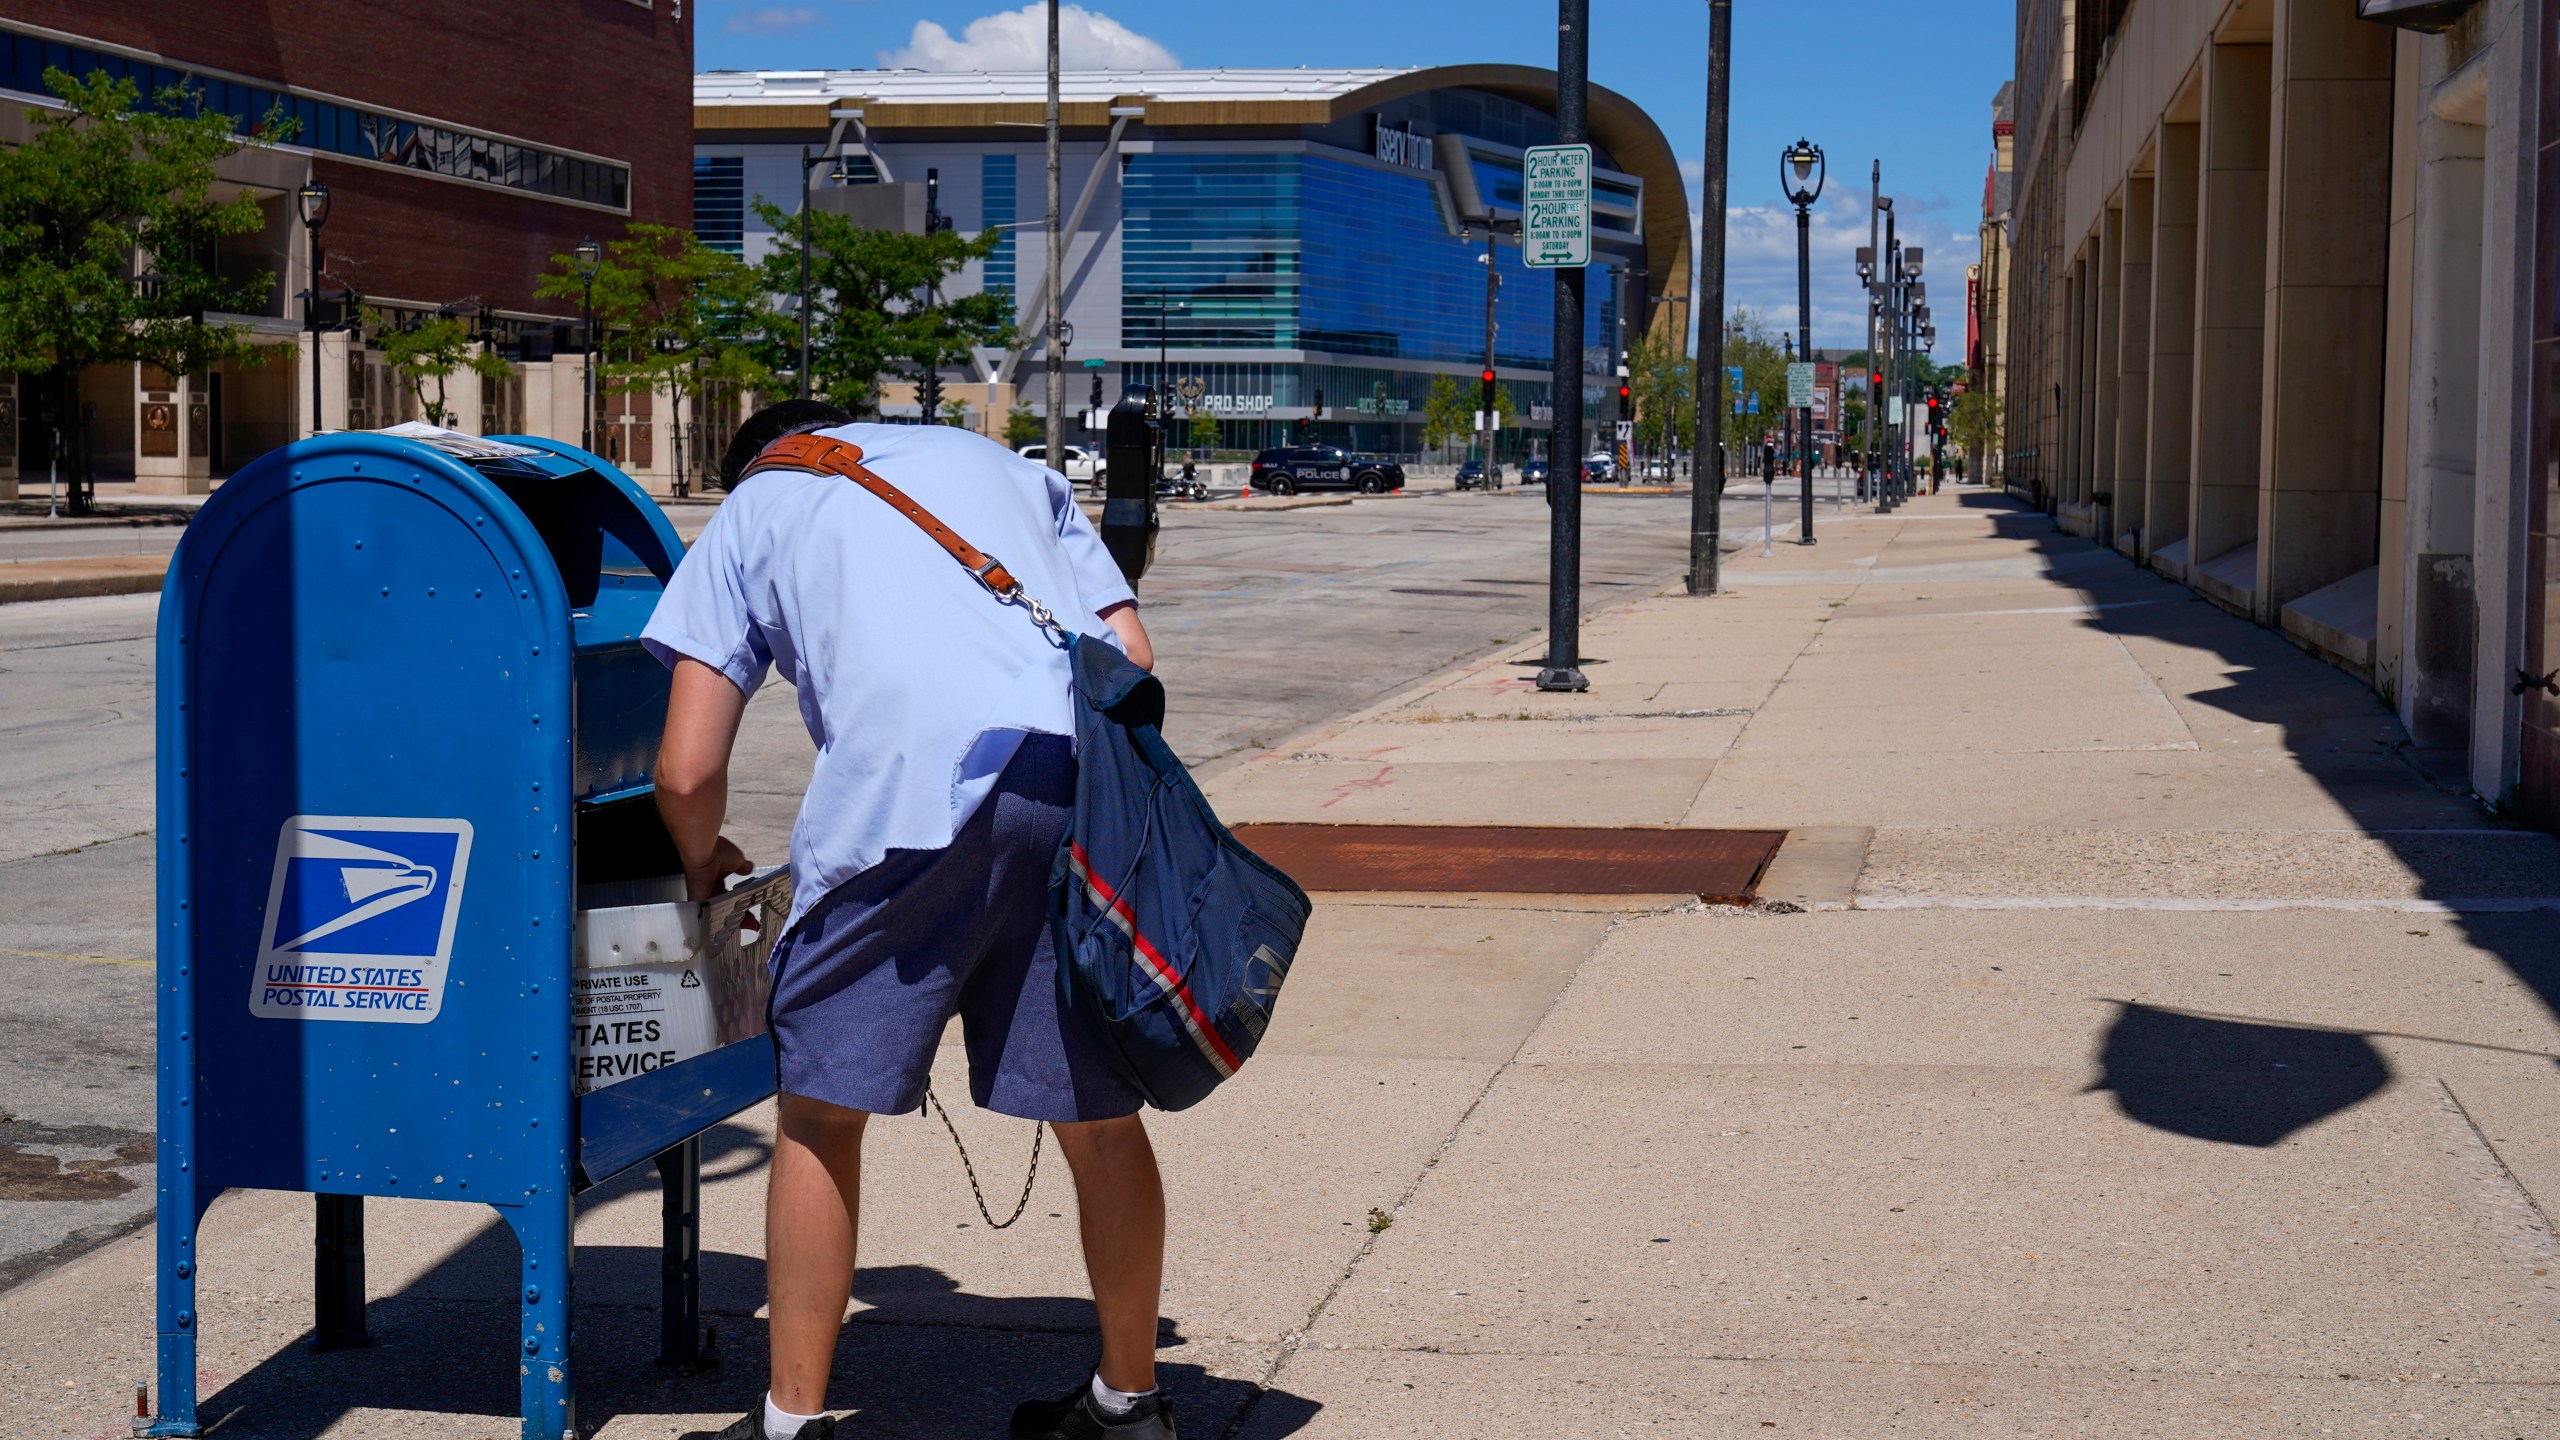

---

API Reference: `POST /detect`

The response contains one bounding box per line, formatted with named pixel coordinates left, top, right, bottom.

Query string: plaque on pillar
left=142, top=402, right=179, bottom=457
left=188, top=402, right=209, bottom=458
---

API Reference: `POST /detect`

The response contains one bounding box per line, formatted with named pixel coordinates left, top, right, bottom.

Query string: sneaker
left=1010, top=1379, right=1177, bottom=1440
left=679, top=1407, right=835, bottom=1440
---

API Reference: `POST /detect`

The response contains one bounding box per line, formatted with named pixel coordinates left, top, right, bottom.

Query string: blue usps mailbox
left=149, top=429, right=783, bottom=1439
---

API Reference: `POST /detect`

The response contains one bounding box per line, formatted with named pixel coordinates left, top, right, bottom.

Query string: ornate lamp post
left=573, top=236, right=601, bottom=453
left=296, top=180, right=331, bottom=438
left=1780, top=139, right=1824, bottom=541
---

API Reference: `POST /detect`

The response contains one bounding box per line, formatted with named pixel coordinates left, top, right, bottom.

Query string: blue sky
left=696, top=0, right=2016, bottom=362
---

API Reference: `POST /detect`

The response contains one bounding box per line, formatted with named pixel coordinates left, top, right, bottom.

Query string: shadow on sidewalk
left=1940, top=494, right=2560, bottom=1146
left=184, top=1122, right=1317, bottom=1438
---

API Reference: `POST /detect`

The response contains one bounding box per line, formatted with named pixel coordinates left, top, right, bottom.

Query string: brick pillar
left=2147, top=121, right=2202, bottom=570
left=2189, top=40, right=2272, bottom=580
left=2116, top=175, right=2155, bottom=555
left=2253, top=0, right=2396, bottom=620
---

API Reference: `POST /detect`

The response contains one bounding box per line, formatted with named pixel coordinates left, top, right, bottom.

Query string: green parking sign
left=1522, top=144, right=1592, bottom=269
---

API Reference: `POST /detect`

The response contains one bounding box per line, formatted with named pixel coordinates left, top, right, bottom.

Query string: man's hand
left=658, top=658, right=753, bottom=901
left=686, top=835, right=754, bottom=901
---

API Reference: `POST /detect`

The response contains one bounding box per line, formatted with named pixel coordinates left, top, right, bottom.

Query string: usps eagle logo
left=249, top=816, right=473, bottom=1023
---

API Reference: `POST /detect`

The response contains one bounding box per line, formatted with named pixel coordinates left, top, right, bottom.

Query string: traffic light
left=1480, top=367, right=1496, bottom=429
left=918, top=366, right=943, bottom=423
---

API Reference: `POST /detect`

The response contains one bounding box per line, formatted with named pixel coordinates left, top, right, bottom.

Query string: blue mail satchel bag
left=738, top=435, right=1314, bottom=1110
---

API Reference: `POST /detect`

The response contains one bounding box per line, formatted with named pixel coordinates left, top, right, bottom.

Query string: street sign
left=1082, top=357, right=1105, bottom=368
left=1521, top=144, right=1592, bottom=269
left=1614, top=420, right=1634, bottom=442
left=1888, top=396, right=1905, bottom=424
left=1786, top=362, right=1816, bottom=408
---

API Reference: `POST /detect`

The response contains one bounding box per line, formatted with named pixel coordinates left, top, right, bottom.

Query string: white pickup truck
left=1017, top=443, right=1105, bottom=486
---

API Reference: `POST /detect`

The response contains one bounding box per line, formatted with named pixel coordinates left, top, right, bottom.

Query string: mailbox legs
left=501, top=1195, right=577, bottom=1440
left=144, top=1189, right=211, bottom=1436
left=655, top=1137, right=714, bottom=1372
left=312, top=1193, right=371, bottom=1349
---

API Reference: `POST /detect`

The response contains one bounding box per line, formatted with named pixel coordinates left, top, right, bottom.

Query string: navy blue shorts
left=767, top=734, right=1142, bottom=1123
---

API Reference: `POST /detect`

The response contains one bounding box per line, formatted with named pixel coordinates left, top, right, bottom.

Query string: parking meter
left=147, top=428, right=787, bottom=1439
left=1101, top=383, right=1159, bottom=582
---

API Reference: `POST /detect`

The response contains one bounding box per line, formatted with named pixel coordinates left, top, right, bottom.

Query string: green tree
left=0, top=68, right=287, bottom=511
left=361, top=307, right=512, bottom=428
left=1950, top=389, right=2001, bottom=468
left=1628, top=331, right=1693, bottom=463
left=751, top=200, right=1014, bottom=416
left=1717, top=308, right=1790, bottom=456
left=941, top=396, right=973, bottom=430
left=540, top=223, right=773, bottom=488
left=1187, top=406, right=1219, bottom=451
left=1004, top=404, right=1043, bottom=449
left=1418, top=373, right=1468, bottom=454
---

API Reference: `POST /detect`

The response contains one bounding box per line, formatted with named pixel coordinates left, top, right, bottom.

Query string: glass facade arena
left=695, top=156, right=745, bottom=254
left=696, top=77, right=1662, bottom=456
left=1120, top=151, right=1617, bottom=371
left=981, top=153, right=1017, bottom=299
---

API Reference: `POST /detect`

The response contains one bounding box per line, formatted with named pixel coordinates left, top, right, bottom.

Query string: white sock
left=764, top=1392, right=823, bottom=1440
left=1089, top=1372, right=1156, bottom=1417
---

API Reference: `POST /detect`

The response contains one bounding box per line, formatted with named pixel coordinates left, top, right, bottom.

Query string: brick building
left=0, top=2, right=695, bottom=496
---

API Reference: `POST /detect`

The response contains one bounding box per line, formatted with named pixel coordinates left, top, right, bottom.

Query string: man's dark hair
left=716, top=399, right=854, bottom=490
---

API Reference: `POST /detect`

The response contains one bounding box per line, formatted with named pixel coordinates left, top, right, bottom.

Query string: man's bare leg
left=767, top=1093, right=872, bottom=1414
left=1050, top=1114, right=1167, bottom=1392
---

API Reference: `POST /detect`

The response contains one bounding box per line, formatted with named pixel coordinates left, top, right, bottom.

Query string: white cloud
left=1687, top=186, right=1979, bottom=362
left=880, top=4, right=1176, bottom=71
left=725, top=6, right=819, bottom=34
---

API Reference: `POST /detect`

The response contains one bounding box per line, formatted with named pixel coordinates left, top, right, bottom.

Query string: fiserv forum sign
left=1522, top=143, right=1592, bottom=269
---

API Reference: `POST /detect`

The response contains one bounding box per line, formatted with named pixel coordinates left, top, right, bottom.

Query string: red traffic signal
left=1617, top=383, right=1631, bottom=401
left=1926, top=395, right=1940, bottom=410
left=1481, top=368, right=1496, bottom=384
left=1871, top=371, right=1883, bottom=385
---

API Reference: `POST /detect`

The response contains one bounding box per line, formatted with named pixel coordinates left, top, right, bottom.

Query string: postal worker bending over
left=646, top=402, right=1174, bottom=1440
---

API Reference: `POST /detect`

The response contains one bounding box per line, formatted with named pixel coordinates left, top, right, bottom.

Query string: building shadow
left=2086, top=1002, right=2391, bottom=1146
left=181, top=1121, right=1317, bottom=1439
left=1942, top=494, right=2560, bottom=1141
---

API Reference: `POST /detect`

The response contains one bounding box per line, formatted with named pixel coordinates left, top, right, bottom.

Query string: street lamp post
left=1688, top=0, right=1732, bottom=595
left=1781, top=139, right=1823, bottom=544
left=573, top=236, right=601, bottom=454
left=295, top=180, right=331, bottom=439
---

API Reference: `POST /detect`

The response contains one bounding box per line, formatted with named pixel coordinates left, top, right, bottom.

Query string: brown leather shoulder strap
left=736, top=433, right=1019, bottom=596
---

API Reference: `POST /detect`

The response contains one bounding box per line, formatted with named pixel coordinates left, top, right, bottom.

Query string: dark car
left=1454, top=458, right=1504, bottom=491
left=1519, top=458, right=1552, bottom=486
left=1249, top=445, right=1404, bottom=495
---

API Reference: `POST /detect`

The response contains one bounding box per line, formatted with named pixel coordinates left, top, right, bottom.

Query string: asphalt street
left=0, top=480, right=1850, bottom=1291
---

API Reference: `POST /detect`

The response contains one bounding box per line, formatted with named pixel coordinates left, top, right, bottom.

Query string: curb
left=0, top=563, right=167, bottom=605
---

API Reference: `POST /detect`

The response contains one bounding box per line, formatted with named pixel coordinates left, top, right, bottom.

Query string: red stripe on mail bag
left=1068, top=843, right=1241, bottom=1078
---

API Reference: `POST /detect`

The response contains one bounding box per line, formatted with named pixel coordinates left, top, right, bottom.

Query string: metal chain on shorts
left=923, top=1085, right=1043, bottom=1230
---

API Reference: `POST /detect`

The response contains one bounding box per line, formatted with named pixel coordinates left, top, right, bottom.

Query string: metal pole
left=1794, top=197, right=1815, bottom=543
left=1687, top=0, right=1730, bottom=594
left=307, top=219, right=323, bottom=438
left=1540, top=0, right=1591, bottom=693
left=1863, top=163, right=1878, bottom=505
left=581, top=275, right=596, bottom=454
left=1043, top=0, right=1063, bottom=467
left=1881, top=214, right=1898, bottom=508
left=1484, top=225, right=1500, bottom=469
left=799, top=144, right=813, bottom=400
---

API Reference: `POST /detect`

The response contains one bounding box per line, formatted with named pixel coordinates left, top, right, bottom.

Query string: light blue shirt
left=641, top=423, right=1136, bottom=933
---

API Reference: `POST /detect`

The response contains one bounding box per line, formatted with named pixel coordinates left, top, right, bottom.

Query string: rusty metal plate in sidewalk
left=1231, top=824, right=1788, bottom=903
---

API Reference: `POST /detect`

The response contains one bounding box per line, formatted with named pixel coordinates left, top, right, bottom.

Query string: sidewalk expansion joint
left=1230, top=908, right=1650, bottom=1438
left=1853, top=894, right=2560, bottom=913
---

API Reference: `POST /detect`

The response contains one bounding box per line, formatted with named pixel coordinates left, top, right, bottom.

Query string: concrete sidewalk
left=10, top=487, right=2560, bottom=1437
